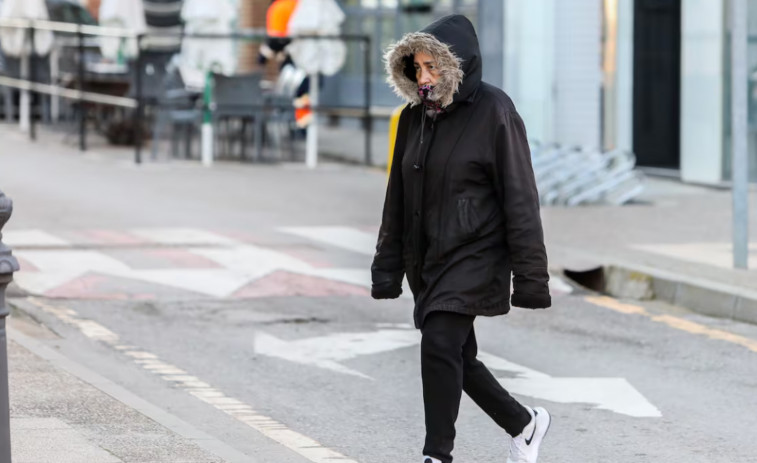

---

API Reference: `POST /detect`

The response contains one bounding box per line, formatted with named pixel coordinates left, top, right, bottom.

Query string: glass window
left=380, top=16, right=397, bottom=51
left=341, top=15, right=363, bottom=76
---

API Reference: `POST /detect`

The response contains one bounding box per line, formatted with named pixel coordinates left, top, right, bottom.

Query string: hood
left=384, top=14, right=482, bottom=108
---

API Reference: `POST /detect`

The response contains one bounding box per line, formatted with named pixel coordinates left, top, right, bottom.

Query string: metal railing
left=0, top=18, right=137, bottom=148
left=0, top=19, right=374, bottom=165
left=530, top=143, right=646, bottom=206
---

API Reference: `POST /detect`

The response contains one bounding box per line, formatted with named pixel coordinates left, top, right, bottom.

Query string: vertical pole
left=0, top=189, right=19, bottom=463
left=305, top=72, right=319, bottom=169
left=363, top=36, right=372, bottom=166
left=134, top=35, right=143, bottom=165
left=201, top=69, right=214, bottom=167
left=731, top=0, right=749, bottom=269
left=28, top=26, right=36, bottom=142
left=77, top=26, right=87, bottom=152
left=50, top=46, right=60, bottom=123
left=19, top=28, right=30, bottom=134
left=3, top=87, right=11, bottom=124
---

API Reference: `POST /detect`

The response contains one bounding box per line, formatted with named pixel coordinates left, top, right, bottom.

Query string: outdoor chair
left=211, top=72, right=265, bottom=162
left=150, top=65, right=202, bottom=160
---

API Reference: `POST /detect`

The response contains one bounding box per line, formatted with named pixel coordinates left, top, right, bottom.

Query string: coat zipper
left=412, top=113, right=436, bottom=285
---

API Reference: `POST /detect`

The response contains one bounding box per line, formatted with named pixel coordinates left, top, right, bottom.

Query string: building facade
left=503, top=0, right=757, bottom=186
left=322, top=0, right=504, bottom=107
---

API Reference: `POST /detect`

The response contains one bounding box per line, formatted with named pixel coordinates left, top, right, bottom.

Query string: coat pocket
left=456, top=197, right=482, bottom=239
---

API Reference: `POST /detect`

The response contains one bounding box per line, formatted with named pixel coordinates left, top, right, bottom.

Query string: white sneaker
left=423, top=457, right=442, bottom=463
left=506, top=406, right=551, bottom=463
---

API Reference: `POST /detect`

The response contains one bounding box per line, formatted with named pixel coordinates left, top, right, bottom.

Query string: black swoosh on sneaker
left=524, top=409, right=538, bottom=445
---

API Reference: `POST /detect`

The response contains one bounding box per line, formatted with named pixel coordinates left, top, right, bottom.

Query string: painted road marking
left=255, top=328, right=660, bottom=418
left=585, top=295, right=757, bottom=353
left=499, top=377, right=660, bottom=418
left=10, top=227, right=570, bottom=300
left=3, top=229, right=71, bottom=247
left=255, top=329, right=421, bottom=379
left=26, top=298, right=361, bottom=463
left=130, top=228, right=239, bottom=247
left=280, top=226, right=377, bottom=256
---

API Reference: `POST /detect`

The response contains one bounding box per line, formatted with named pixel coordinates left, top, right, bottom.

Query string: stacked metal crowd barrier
left=530, top=143, right=646, bottom=206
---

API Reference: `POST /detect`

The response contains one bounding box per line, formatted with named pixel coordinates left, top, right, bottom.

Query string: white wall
left=553, top=0, right=603, bottom=149
left=680, top=0, right=725, bottom=184
left=504, top=0, right=603, bottom=149
left=504, top=0, right=555, bottom=144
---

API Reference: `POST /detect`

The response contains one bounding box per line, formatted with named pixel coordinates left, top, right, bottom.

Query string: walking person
left=371, top=14, right=552, bottom=463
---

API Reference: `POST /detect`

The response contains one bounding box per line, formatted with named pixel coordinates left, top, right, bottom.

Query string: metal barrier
left=0, top=19, right=374, bottom=165
left=530, top=143, right=646, bottom=206
left=0, top=189, right=18, bottom=463
left=0, top=18, right=137, bottom=150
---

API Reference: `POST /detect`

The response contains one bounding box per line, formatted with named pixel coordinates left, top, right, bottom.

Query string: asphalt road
left=3, top=128, right=757, bottom=462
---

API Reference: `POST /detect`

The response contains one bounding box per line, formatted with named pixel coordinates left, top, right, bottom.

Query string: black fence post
left=363, top=35, right=372, bottom=167
left=28, top=26, right=36, bottom=142
left=77, top=25, right=86, bottom=152
left=134, top=35, right=143, bottom=165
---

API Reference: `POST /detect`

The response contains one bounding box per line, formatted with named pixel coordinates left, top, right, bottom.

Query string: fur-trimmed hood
left=384, top=15, right=482, bottom=108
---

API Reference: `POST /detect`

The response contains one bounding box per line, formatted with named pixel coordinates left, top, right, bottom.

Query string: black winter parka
left=371, top=14, right=551, bottom=328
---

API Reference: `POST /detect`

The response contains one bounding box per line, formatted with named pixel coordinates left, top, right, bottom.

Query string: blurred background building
left=327, top=0, right=757, bottom=187
left=504, top=0, right=757, bottom=186
left=2, top=0, right=755, bottom=186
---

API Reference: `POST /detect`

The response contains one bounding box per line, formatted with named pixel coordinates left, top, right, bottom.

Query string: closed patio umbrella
left=0, top=0, right=54, bottom=57
left=287, top=0, right=346, bottom=169
left=98, top=0, right=146, bottom=60
left=179, top=0, right=236, bottom=89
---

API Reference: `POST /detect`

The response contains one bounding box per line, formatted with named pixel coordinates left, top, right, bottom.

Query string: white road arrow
left=499, top=377, right=660, bottom=418
left=476, top=352, right=661, bottom=417
left=255, top=329, right=419, bottom=380
left=255, top=327, right=661, bottom=418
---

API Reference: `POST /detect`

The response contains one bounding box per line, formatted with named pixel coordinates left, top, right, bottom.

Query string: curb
left=570, top=263, right=757, bottom=325
left=7, top=321, right=255, bottom=463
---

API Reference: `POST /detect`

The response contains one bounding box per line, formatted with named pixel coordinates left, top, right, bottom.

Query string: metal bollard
left=0, top=189, right=19, bottom=463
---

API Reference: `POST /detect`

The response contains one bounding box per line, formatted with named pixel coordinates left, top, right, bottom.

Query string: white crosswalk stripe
left=9, top=226, right=572, bottom=299
left=280, top=226, right=377, bottom=256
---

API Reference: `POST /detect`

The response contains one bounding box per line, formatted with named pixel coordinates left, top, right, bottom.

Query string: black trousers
left=421, top=311, right=531, bottom=463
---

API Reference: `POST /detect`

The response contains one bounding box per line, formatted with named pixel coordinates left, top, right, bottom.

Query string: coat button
left=414, top=210, right=421, bottom=218
left=413, top=164, right=422, bottom=171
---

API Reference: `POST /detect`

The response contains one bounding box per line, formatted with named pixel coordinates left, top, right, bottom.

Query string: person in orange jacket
left=258, top=0, right=312, bottom=128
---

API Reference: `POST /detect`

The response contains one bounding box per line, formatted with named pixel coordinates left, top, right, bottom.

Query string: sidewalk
left=15, top=116, right=390, bottom=168
left=6, top=311, right=247, bottom=463
left=542, top=178, right=757, bottom=323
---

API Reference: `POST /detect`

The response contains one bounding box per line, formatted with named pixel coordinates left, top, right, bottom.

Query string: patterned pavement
left=5, top=227, right=573, bottom=301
